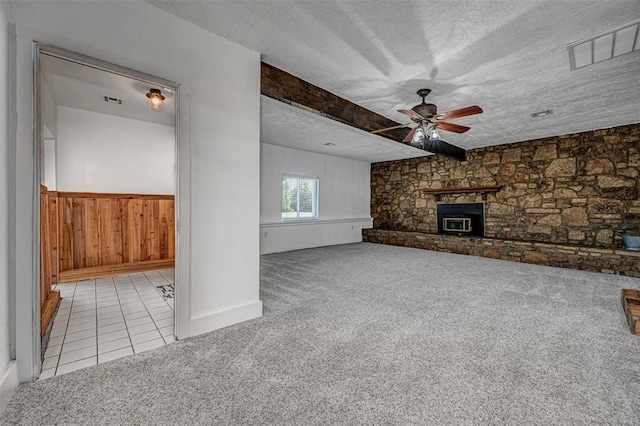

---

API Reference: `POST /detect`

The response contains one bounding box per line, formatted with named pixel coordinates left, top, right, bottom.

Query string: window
left=281, top=175, right=318, bottom=220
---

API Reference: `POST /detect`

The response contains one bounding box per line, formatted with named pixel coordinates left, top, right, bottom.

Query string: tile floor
left=40, top=269, right=175, bottom=379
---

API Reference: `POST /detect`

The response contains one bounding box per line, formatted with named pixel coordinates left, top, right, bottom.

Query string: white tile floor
left=40, top=269, right=175, bottom=379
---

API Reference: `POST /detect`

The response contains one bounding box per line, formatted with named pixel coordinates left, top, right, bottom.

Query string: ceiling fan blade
left=435, top=121, right=471, bottom=134
left=421, top=139, right=467, bottom=161
left=398, top=109, right=425, bottom=121
left=434, top=105, right=483, bottom=121
left=370, top=122, right=412, bottom=134
left=402, top=128, right=417, bottom=143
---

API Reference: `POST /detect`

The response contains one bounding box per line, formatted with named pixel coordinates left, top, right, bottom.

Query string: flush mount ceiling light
left=146, top=88, right=165, bottom=110
left=567, top=19, right=640, bottom=70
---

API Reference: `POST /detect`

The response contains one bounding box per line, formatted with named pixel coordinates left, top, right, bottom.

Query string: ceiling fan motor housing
left=412, top=103, right=438, bottom=119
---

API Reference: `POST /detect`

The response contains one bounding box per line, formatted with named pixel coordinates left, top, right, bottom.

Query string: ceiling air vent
left=531, top=109, right=553, bottom=118
left=567, top=19, right=640, bottom=70
left=103, top=95, right=123, bottom=105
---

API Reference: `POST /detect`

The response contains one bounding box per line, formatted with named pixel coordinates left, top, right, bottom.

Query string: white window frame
left=281, top=174, right=319, bottom=221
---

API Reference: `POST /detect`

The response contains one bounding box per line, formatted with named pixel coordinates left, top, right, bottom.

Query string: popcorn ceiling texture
left=369, top=123, right=640, bottom=249
left=152, top=1, right=640, bottom=150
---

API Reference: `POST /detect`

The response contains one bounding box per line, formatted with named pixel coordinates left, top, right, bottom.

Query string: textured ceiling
left=262, top=96, right=429, bottom=162
left=151, top=0, right=640, bottom=160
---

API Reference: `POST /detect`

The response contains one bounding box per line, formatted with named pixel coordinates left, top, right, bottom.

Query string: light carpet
left=3, top=243, right=640, bottom=425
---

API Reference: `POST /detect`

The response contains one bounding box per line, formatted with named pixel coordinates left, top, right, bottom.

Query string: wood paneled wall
left=41, top=190, right=175, bottom=283
left=58, top=192, right=175, bottom=272
left=40, top=185, right=60, bottom=337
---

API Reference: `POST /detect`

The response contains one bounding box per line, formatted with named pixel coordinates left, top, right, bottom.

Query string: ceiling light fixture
left=567, top=19, right=640, bottom=70
left=531, top=109, right=554, bottom=118
left=411, top=125, right=425, bottom=145
left=411, top=123, right=441, bottom=147
left=427, top=127, right=441, bottom=140
left=146, top=88, right=165, bottom=110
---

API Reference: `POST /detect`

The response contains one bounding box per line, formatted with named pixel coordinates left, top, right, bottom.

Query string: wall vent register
left=103, top=96, right=123, bottom=104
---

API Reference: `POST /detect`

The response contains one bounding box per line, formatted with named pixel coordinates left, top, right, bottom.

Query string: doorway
left=36, top=46, right=179, bottom=378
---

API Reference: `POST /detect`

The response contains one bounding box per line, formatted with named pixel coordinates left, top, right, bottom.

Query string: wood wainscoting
left=40, top=187, right=175, bottom=288
left=40, top=185, right=60, bottom=337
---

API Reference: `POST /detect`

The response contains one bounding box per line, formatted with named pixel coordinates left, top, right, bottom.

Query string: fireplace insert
left=436, top=203, right=485, bottom=237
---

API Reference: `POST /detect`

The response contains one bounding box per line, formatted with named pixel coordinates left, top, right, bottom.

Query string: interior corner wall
left=0, top=0, right=18, bottom=415
left=260, top=143, right=372, bottom=254
left=9, top=0, right=262, bottom=383
left=56, top=106, right=175, bottom=194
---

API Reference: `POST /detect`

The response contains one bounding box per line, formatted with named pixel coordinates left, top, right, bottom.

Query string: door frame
left=30, top=43, right=189, bottom=379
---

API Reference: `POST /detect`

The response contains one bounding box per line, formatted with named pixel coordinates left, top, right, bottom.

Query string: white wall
left=260, top=143, right=372, bottom=254
left=8, top=0, right=262, bottom=384
left=41, top=76, right=56, bottom=139
left=42, top=138, right=56, bottom=190
left=56, top=106, right=175, bottom=194
left=40, top=76, right=57, bottom=189
left=0, top=1, right=19, bottom=414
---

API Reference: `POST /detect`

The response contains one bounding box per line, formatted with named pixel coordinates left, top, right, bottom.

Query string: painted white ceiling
left=151, top=0, right=640, bottom=160
left=41, top=54, right=176, bottom=127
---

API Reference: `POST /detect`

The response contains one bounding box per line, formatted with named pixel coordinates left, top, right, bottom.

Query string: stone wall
left=363, top=229, right=640, bottom=277
left=371, top=123, right=640, bottom=249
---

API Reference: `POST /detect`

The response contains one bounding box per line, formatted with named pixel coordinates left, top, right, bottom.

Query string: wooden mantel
left=423, top=185, right=503, bottom=201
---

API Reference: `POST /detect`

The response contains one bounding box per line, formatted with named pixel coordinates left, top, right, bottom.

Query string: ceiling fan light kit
left=410, top=122, right=440, bottom=145
left=371, top=88, right=483, bottom=161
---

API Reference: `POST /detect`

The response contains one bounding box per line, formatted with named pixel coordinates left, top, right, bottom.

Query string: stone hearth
left=363, top=229, right=640, bottom=277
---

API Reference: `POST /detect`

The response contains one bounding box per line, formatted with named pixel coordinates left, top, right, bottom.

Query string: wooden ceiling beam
left=260, top=62, right=408, bottom=142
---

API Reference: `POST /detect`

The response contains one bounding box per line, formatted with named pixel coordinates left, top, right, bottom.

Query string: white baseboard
left=260, top=217, right=373, bottom=254
left=189, top=300, right=263, bottom=337
left=0, top=361, right=19, bottom=415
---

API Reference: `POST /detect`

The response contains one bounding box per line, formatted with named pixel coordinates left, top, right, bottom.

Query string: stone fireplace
left=365, top=123, right=640, bottom=277
left=437, top=203, right=484, bottom=237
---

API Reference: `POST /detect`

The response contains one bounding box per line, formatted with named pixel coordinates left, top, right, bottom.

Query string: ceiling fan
left=372, top=88, right=483, bottom=161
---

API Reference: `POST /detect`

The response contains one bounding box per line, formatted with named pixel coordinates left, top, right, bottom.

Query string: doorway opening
left=36, top=47, right=179, bottom=378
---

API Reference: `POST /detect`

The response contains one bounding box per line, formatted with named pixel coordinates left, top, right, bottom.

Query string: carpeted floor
left=3, top=243, right=640, bottom=425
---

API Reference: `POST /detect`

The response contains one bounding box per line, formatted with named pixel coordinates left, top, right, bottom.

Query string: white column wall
left=56, top=106, right=175, bottom=194
left=8, top=0, right=262, bottom=383
left=260, top=143, right=372, bottom=254
left=0, top=0, right=19, bottom=415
